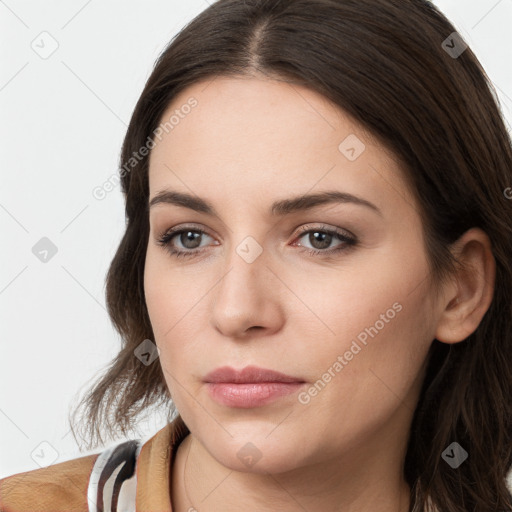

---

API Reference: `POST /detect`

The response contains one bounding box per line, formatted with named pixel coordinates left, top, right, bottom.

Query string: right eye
left=156, top=227, right=218, bottom=259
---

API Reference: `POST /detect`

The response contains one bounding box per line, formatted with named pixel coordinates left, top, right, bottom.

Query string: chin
left=199, top=427, right=309, bottom=475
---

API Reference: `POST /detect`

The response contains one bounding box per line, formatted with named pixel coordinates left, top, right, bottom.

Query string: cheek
left=144, top=251, right=172, bottom=333
left=311, top=279, right=431, bottom=423
left=143, top=248, right=208, bottom=377
left=144, top=247, right=196, bottom=332
left=297, top=250, right=432, bottom=397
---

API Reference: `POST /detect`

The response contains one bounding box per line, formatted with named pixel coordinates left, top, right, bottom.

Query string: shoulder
left=0, top=438, right=141, bottom=512
left=0, top=416, right=189, bottom=512
left=0, top=451, right=100, bottom=512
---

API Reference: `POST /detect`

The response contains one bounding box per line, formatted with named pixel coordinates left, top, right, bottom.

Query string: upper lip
left=203, top=365, right=305, bottom=384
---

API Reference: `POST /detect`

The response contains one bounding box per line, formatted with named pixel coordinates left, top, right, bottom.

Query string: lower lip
left=205, top=382, right=305, bottom=408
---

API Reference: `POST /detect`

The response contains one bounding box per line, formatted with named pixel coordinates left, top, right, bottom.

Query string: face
left=144, top=75, right=438, bottom=475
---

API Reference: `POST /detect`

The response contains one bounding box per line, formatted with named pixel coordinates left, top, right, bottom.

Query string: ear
left=434, top=227, right=496, bottom=344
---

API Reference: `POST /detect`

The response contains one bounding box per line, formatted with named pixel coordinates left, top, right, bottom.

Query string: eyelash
left=156, top=224, right=357, bottom=260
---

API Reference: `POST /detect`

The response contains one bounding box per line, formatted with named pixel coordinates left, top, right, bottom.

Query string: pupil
left=181, top=231, right=201, bottom=249
left=310, top=231, right=331, bottom=249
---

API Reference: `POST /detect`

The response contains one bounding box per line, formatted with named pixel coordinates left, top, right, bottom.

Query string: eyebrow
left=148, top=189, right=383, bottom=217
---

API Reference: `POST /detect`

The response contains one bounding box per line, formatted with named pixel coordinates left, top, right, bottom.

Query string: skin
left=144, top=75, right=496, bottom=512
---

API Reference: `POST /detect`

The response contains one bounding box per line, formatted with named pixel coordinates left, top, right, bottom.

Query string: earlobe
left=434, top=228, right=496, bottom=345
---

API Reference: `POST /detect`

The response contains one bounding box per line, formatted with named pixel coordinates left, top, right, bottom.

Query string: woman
left=2, top=0, right=512, bottom=511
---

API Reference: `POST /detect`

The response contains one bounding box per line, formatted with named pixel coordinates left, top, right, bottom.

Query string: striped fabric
left=87, top=439, right=142, bottom=512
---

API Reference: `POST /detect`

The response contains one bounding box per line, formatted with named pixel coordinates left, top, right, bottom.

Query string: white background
left=1, top=0, right=511, bottom=479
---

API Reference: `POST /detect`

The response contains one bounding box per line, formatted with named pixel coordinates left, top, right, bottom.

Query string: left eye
left=156, top=225, right=357, bottom=259
left=293, top=227, right=355, bottom=252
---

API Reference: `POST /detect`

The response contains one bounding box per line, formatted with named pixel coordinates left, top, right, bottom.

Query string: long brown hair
left=69, top=1, right=512, bottom=509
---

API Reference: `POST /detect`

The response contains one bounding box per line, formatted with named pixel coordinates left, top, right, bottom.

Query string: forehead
left=147, top=76, right=414, bottom=215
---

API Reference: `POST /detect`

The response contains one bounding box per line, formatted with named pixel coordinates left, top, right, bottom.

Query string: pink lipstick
left=203, top=365, right=306, bottom=408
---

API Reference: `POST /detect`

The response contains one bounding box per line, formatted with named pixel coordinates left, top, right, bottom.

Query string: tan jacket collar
left=135, top=414, right=190, bottom=510
left=0, top=415, right=190, bottom=512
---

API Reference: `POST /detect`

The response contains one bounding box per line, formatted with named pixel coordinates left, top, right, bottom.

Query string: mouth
left=203, top=364, right=305, bottom=384
left=203, top=365, right=306, bottom=408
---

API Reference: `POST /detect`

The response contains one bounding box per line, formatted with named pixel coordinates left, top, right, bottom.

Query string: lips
left=203, top=365, right=306, bottom=408
left=203, top=364, right=305, bottom=384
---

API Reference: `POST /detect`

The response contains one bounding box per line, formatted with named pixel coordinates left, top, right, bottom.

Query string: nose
left=210, top=241, right=285, bottom=340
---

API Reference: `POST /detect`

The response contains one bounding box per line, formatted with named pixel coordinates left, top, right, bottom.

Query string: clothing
left=0, top=414, right=190, bottom=512
left=4, top=415, right=498, bottom=512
